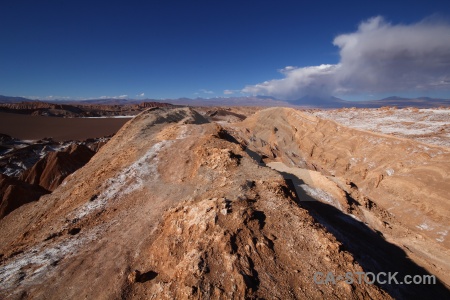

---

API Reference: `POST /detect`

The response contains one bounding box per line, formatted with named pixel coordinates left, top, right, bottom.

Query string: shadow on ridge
left=277, top=169, right=450, bottom=299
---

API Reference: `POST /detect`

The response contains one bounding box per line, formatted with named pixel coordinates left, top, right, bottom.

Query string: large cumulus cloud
left=242, top=16, right=450, bottom=99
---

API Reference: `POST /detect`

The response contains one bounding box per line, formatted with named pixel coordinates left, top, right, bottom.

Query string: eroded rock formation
left=0, top=107, right=449, bottom=299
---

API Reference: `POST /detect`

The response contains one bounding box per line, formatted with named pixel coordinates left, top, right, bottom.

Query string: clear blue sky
left=1, top=0, right=450, bottom=100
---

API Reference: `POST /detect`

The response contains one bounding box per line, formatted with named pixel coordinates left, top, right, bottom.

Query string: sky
left=1, top=0, right=450, bottom=101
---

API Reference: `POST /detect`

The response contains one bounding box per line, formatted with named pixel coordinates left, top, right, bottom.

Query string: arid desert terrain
left=0, top=105, right=449, bottom=299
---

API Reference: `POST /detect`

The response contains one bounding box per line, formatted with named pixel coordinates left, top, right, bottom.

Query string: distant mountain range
left=0, top=95, right=34, bottom=103
left=1, top=94, right=449, bottom=108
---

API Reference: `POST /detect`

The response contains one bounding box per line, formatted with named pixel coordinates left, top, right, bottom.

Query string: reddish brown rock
left=19, top=144, right=95, bottom=191
left=0, top=174, right=49, bottom=219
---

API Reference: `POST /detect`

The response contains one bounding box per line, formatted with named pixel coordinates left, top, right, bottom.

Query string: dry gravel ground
left=0, top=106, right=449, bottom=299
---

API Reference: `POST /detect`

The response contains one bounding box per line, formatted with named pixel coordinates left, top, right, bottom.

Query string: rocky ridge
left=0, top=107, right=449, bottom=299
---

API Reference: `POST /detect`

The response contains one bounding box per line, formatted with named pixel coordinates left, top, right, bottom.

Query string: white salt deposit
left=73, top=140, right=173, bottom=219
left=176, top=125, right=188, bottom=140
left=299, top=184, right=342, bottom=211
left=416, top=223, right=433, bottom=231
left=0, top=224, right=104, bottom=291
left=313, top=108, right=450, bottom=148
left=436, top=230, right=448, bottom=243
left=385, top=168, right=395, bottom=176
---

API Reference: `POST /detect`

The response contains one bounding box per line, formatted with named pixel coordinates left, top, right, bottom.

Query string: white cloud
left=99, top=95, right=129, bottom=99
left=334, top=16, right=450, bottom=94
left=137, top=93, right=145, bottom=97
left=242, top=16, right=450, bottom=99
left=42, top=95, right=72, bottom=100
left=199, top=89, right=214, bottom=94
left=243, top=64, right=339, bottom=99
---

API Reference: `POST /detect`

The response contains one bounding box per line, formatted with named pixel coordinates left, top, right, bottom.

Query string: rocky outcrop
left=0, top=136, right=109, bottom=178
left=19, top=144, right=95, bottom=191
left=0, top=174, right=49, bottom=219
left=0, top=135, right=111, bottom=219
left=137, top=192, right=389, bottom=299
left=136, top=102, right=173, bottom=109
left=206, top=108, right=247, bottom=123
